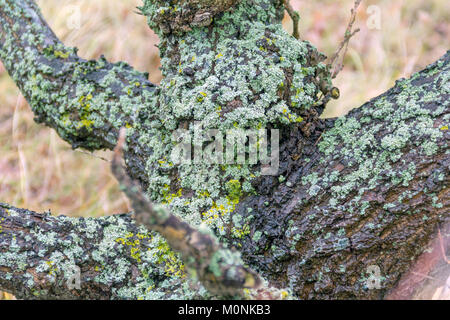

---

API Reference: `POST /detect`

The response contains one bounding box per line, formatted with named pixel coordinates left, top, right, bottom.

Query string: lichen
left=0, top=0, right=157, bottom=151
left=135, top=0, right=331, bottom=247
left=312, top=61, right=449, bottom=216
left=0, top=206, right=205, bottom=299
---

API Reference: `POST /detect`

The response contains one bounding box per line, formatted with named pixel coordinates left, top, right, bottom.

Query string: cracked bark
left=235, top=53, right=449, bottom=298
left=0, top=0, right=449, bottom=299
left=0, top=0, right=157, bottom=151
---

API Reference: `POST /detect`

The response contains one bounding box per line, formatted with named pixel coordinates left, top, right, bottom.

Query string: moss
left=226, top=179, right=242, bottom=202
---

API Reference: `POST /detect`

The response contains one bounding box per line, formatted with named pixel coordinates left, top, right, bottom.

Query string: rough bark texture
left=110, top=131, right=263, bottom=298
left=140, top=0, right=240, bottom=34
left=0, top=204, right=154, bottom=299
left=0, top=0, right=449, bottom=300
left=0, top=0, right=157, bottom=151
left=235, top=53, right=449, bottom=299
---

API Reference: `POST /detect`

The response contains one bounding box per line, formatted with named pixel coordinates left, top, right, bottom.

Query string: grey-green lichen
left=276, top=51, right=449, bottom=296
left=0, top=0, right=157, bottom=150
left=311, top=60, right=449, bottom=216
left=0, top=205, right=208, bottom=299
left=134, top=0, right=331, bottom=243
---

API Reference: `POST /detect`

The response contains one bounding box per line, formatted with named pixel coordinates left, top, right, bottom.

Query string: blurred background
left=0, top=0, right=448, bottom=299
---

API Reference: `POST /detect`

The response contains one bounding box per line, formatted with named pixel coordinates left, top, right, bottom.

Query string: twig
left=313, top=133, right=323, bottom=147
left=438, top=228, right=449, bottom=264
left=283, top=0, right=300, bottom=39
left=411, top=271, right=436, bottom=281
left=111, top=128, right=262, bottom=298
left=329, top=0, right=362, bottom=79
left=75, top=149, right=110, bottom=162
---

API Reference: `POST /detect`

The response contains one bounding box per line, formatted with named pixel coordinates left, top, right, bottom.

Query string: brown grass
left=0, top=0, right=448, bottom=300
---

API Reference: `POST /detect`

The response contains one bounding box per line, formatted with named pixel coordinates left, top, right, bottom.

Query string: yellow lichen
left=54, top=50, right=69, bottom=59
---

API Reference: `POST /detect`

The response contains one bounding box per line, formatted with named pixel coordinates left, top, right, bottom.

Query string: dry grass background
left=0, top=0, right=448, bottom=300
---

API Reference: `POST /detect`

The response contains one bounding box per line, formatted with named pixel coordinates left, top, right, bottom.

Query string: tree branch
left=236, top=50, right=450, bottom=299
left=0, top=0, right=448, bottom=300
left=110, top=129, right=263, bottom=298
left=1, top=51, right=448, bottom=300
left=0, top=197, right=282, bottom=300
left=0, top=203, right=195, bottom=299
left=0, top=0, right=158, bottom=151
left=282, top=0, right=300, bottom=39
left=138, top=0, right=240, bottom=34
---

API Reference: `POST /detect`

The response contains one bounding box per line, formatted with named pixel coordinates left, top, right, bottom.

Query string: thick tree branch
left=0, top=203, right=198, bottom=299
left=1, top=52, right=448, bottom=300
left=0, top=0, right=448, bottom=300
left=0, top=0, right=158, bottom=150
left=0, top=199, right=281, bottom=300
left=235, top=50, right=450, bottom=299
left=139, top=0, right=241, bottom=34
left=110, top=129, right=263, bottom=298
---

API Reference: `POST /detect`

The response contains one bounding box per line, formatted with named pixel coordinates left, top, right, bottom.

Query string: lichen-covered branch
left=139, top=0, right=241, bottom=33
left=0, top=203, right=203, bottom=299
left=0, top=0, right=158, bottom=150
left=235, top=50, right=449, bottom=299
left=111, top=129, right=262, bottom=298
left=1, top=52, right=448, bottom=300
left=0, top=0, right=448, bottom=300
left=0, top=198, right=283, bottom=300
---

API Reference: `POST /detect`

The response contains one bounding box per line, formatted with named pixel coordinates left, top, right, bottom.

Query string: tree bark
left=0, top=203, right=154, bottom=299
left=0, top=0, right=448, bottom=299
left=0, top=0, right=157, bottom=151
left=235, top=52, right=449, bottom=299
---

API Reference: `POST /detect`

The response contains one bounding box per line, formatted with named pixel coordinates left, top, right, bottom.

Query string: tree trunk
left=0, top=0, right=448, bottom=299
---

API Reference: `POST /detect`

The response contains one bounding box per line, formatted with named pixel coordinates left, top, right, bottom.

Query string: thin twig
left=329, top=0, right=362, bottom=79
left=75, top=149, right=111, bottom=162
left=283, top=0, right=300, bottom=39
left=438, top=228, right=450, bottom=264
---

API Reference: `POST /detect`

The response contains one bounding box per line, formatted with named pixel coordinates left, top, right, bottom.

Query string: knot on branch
left=139, top=0, right=239, bottom=34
